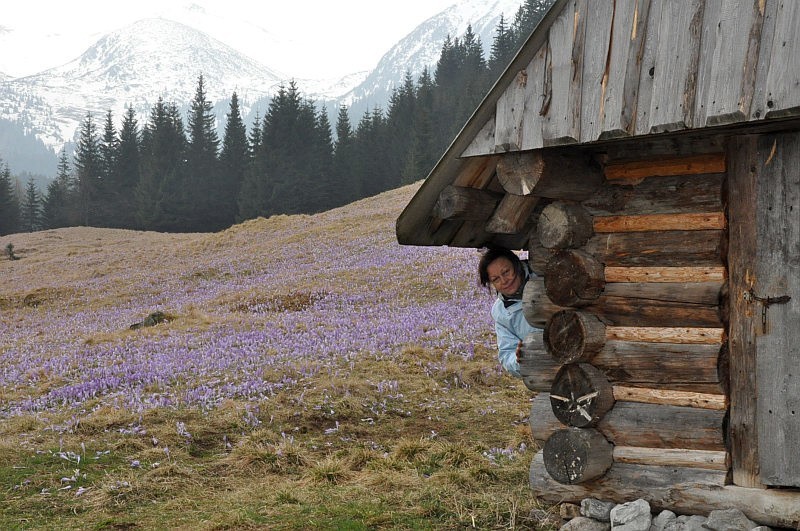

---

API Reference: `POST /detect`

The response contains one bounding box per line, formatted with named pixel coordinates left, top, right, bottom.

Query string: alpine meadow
left=0, top=184, right=555, bottom=529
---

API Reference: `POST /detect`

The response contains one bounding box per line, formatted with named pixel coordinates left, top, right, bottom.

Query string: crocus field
left=0, top=184, right=551, bottom=530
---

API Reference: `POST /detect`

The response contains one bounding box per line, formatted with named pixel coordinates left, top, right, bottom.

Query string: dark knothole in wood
left=550, top=363, right=615, bottom=427
left=544, top=309, right=606, bottom=363
left=544, top=249, right=605, bottom=307
left=542, top=427, right=613, bottom=484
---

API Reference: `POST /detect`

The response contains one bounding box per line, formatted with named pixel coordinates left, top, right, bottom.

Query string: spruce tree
left=20, top=178, right=42, bottom=232
left=219, top=92, right=248, bottom=226
left=137, top=98, right=187, bottom=231
left=97, top=109, right=119, bottom=226
left=0, top=161, right=20, bottom=235
left=185, top=74, right=221, bottom=231
left=73, top=113, right=102, bottom=226
left=42, top=150, right=76, bottom=229
left=331, top=105, right=356, bottom=206
left=237, top=113, right=266, bottom=222
left=488, top=14, right=516, bottom=78
left=115, top=106, right=142, bottom=229
left=308, top=106, right=335, bottom=212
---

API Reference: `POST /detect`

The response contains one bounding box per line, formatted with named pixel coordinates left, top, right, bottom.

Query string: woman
left=478, top=248, right=541, bottom=377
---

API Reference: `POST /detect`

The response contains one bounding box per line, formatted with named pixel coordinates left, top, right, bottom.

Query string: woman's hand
left=515, top=340, right=523, bottom=363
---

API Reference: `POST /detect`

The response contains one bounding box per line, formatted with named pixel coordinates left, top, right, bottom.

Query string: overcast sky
left=0, top=0, right=460, bottom=79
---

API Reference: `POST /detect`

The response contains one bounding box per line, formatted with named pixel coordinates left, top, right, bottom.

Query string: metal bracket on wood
left=744, top=289, right=791, bottom=333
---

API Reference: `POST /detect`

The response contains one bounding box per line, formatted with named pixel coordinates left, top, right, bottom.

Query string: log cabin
left=395, top=0, right=800, bottom=527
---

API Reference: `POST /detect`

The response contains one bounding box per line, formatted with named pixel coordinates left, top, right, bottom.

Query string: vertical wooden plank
left=579, top=0, right=614, bottom=143
left=726, top=136, right=765, bottom=489
left=494, top=70, right=529, bottom=152
left=600, top=0, right=651, bottom=140
left=520, top=46, right=548, bottom=151
left=756, top=132, right=800, bottom=486
left=461, top=116, right=496, bottom=157
left=704, top=0, right=766, bottom=126
left=648, top=0, right=705, bottom=133
left=762, top=0, right=800, bottom=117
left=634, top=0, right=662, bottom=136
left=542, top=0, right=584, bottom=146
left=749, top=0, right=779, bottom=120
left=693, top=0, right=722, bottom=129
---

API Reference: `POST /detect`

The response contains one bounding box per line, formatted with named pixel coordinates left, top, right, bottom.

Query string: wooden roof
left=396, top=0, right=800, bottom=248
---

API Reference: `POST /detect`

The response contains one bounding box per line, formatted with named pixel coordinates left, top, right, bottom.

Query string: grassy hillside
left=0, top=184, right=554, bottom=529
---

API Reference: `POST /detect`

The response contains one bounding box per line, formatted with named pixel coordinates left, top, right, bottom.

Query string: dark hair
left=478, top=247, right=524, bottom=288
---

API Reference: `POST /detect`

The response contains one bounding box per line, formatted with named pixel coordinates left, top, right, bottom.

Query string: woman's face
left=486, top=257, right=522, bottom=296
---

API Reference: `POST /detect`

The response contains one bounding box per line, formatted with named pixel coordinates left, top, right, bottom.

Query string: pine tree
left=185, top=74, right=222, bottom=231
left=137, top=98, right=187, bottom=231
left=114, top=106, right=142, bottom=228
left=219, top=92, right=248, bottom=226
left=386, top=72, right=417, bottom=189
left=73, top=113, right=102, bottom=226
left=42, top=150, right=76, bottom=229
left=97, top=109, right=119, bottom=226
left=20, top=178, right=42, bottom=232
left=401, top=68, right=436, bottom=184
left=0, top=160, right=20, bottom=235
left=331, top=105, right=356, bottom=207
left=488, top=14, right=516, bottom=78
left=237, top=113, right=266, bottom=222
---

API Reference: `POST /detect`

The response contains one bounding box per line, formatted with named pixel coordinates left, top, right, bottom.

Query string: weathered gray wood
left=531, top=393, right=726, bottom=450
left=529, top=452, right=800, bottom=528
left=762, top=0, right=800, bottom=117
left=755, top=132, right=800, bottom=486
left=523, top=278, right=568, bottom=328
left=542, top=0, right=582, bottom=145
left=520, top=46, right=547, bottom=151
left=634, top=0, right=663, bottom=136
left=726, top=135, right=763, bottom=488
left=749, top=0, right=779, bottom=120
left=599, top=0, right=650, bottom=139
left=704, top=0, right=766, bottom=126
left=537, top=201, right=594, bottom=249
left=495, top=149, right=603, bottom=199
left=550, top=363, right=615, bottom=427
left=461, top=116, right=496, bottom=158
left=648, top=0, right=705, bottom=133
left=544, top=309, right=606, bottom=363
left=544, top=250, right=605, bottom=307
left=495, top=69, right=529, bottom=152
left=584, top=230, right=726, bottom=267
left=519, top=331, right=560, bottom=393
left=579, top=0, right=614, bottom=143
left=485, top=194, right=539, bottom=234
left=582, top=172, right=725, bottom=215
left=431, top=185, right=503, bottom=221
left=543, top=428, right=613, bottom=484
left=601, top=400, right=726, bottom=450
left=593, top=341, right=722, bottom=385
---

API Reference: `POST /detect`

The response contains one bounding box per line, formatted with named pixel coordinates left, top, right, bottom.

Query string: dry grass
left=0, top=184, right=554, bottom=530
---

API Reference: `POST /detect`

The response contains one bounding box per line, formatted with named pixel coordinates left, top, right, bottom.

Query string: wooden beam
left=604, top=266, right=726, bottom=283
left=726, top=135, right=763, bottom=488
left=495, top=150, right=602, bottom=199
left=604, top=153, right=726, bottom=182
left=485, top=194, right=539, bottom=234
left=612, top=446, right=729, bottom=470
left=612, top=386, right=727, bottom=410
left=431, top=185, right=503, bottom=221
left=529, top=452, right=800, bottom=528
left=606, top=326, right=724, bottom=344
left=593, top=212, right=726, bottom=232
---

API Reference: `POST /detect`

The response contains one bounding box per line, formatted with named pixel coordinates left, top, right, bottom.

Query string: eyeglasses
left=489, top=267, right=516, bottom=286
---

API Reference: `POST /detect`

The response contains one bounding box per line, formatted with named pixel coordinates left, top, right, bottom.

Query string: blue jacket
left=491, top=264, right=542, bottom=377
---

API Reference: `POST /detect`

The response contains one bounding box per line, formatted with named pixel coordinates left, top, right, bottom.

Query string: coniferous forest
left=0, top=1, right=552, bottom=236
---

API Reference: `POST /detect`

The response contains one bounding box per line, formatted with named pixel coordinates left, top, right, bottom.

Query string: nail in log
left=550, top=363, right=615, bottom=427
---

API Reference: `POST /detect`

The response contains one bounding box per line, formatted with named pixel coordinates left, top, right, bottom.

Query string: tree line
left=0, top=0, right=552, bottom=236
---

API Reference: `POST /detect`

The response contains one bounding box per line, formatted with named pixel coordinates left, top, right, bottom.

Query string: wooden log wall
left=519, top=152, right=730, bottom=489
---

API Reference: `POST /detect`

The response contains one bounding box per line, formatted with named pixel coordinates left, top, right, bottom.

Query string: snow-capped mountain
left=342, top=0, right=523, bottom=108
left=0, top=0, right=528, bottom=176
